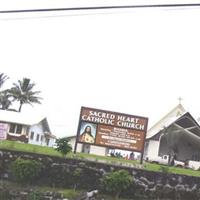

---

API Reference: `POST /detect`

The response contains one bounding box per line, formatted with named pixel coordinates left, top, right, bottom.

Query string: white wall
left=69, top=137, right=107, bottom=156
left=28, top=123, right=44, bottom=145
left=145, top=140, right=160, bottom=159
left=68, top=137, right=76, bottom=148
left=48, top=137, right=56, bottom=147
left=90, top=145, right=107, bottom=156
left=28, top=122, right=55, bottom=147
left=68, top=137, right=83, bottom=152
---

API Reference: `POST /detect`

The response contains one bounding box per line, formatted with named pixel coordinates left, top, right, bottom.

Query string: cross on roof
left=178, top=97, right=183, bottom=104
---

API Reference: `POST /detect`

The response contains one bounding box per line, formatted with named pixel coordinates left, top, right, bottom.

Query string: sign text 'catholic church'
left=75, top=107, right=148, bottom=153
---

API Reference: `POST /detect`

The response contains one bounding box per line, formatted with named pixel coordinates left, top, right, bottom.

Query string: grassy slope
left=0, top=140, right=200, bottom=177
left=0, top=140, right=62, bottom=157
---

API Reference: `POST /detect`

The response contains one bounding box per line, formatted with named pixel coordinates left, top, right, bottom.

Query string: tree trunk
left=18, top=103, right=22, bottom=112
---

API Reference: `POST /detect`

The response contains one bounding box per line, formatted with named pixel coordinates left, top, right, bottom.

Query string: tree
left=101, top=169, right=133, bottom=200
left=0, top=73, right=9, bottom=89
left=10, top=78, right=42, bottom=112
left=0, top=73, right=11, bottom=110
left=55, top=137, right=72, bottom=157
left=0, top=90, right=12, bottom=110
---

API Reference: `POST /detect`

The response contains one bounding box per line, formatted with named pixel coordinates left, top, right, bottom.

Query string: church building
left=144, top=103, right=200, bottom=163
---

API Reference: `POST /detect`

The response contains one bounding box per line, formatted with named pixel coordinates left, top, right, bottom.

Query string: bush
left=55, top=137, right=72, bottom=157
left=28, top=191, right=41, bottom=200
left=11, top=158, right=42, bottom=183
left=101, top=169, right=133, bottom=200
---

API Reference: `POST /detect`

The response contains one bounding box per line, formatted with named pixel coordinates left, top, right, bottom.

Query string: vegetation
left=0, top=73, right=9, bottom=88
left=1, top=140, right=200, bottom=177
left=0, top=180, right=84, bottom=200
left=11, top=158, right=42, bottom=183
left=159, top=165, right=170, bottom=173
left=0, top=73, right=11, bottom=110
left=0, top=89, right=12, bottom=110
left=0, top=180, right=132, bottom=200
left=0, top=73, right=42, bottom=112
left=101, top=169, right=132, bottom=200
left=55, top=137, right=72, bottom=157
left=10, top=78, right=42, bottom=112
left=27, top=191, right=41, bottom=200
left=0, top=140, right=62, bottom=157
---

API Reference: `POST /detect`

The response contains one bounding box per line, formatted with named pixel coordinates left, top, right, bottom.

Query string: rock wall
left=0, top=189, right=68, bottom=200
left=1, top=149, right=200, bottom=199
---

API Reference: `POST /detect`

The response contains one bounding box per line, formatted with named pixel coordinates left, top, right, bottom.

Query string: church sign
left=75, top=107, right=148, bottom=153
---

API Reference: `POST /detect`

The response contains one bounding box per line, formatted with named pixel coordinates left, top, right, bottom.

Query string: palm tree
left=10, top=78, right=42, bottom=112
left=0, top=73, right=9, bottom=88
left=0, top=90, right=12, bottom=110
left=0, top=73, right=11, bottom=110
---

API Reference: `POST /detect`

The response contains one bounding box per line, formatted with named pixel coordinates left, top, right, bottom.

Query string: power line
left=1, top=3, right=200, bottom=14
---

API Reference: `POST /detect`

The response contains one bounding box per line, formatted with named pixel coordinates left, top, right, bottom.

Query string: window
left=16, top=125, right=22, bottom=134
left=36, top=134, right=40, bottom=142
left=30, top=131, right=34, bottom=140
left=9, top=124, right=16, bottom=133
left=46, top=138, right=50, bottom=146
left=9, top=123, right=23, bottom=134
left=25, top=127, right=29, bottom=136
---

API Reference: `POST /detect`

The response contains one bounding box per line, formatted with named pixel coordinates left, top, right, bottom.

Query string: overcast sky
left=1, top=0, right=200, bottom=138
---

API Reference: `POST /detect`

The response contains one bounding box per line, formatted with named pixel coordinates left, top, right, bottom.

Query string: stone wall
left=1, top=149, right=200, bottom=199
left=0, top=189, right=68, bottom=200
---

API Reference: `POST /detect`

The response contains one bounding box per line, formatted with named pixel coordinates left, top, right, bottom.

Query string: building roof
left=0, top=109, right=45, bottom=125
left=0, top=109, right=56, bottom=138
left=146, top=104, right=200, bottom=145
left=66, top=135, right=76, bottom=139
left=146, top=104, right=186, bottom=139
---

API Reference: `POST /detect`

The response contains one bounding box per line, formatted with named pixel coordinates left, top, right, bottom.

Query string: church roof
left=146, top=104, right=186, bottom=139
left=146, top=104, right=200, bottom=145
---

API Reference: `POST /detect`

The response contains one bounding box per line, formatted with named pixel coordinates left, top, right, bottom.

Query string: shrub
left=55, top=137, right=72, bottom=157
left=101, top=169, right=133, bottom=200
left=28, top=191, right=41, bottom=200
left=11, top=158, right=42, bottom=183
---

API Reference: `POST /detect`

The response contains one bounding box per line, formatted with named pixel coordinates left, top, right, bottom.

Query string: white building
left=144, top=103, right=200, bottom=163
left=0, top=110, right=56, bottom=147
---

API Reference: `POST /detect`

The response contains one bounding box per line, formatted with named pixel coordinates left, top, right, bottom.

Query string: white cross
left=178, top=97, right=183, bottom=104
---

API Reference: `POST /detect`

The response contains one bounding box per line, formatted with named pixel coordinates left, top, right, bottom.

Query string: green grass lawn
left=144, top=162, right=200, bottom=177
left=0, top=140, right=200, bottom=177
left=0, top=140, right=62, bottom=157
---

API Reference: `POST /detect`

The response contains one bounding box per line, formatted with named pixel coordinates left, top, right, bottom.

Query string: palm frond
left=9, top=78, right=42, bottom=112
left=0, top=73, right=9, bottom=88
